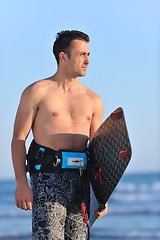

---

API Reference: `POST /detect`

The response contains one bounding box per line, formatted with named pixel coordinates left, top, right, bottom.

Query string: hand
left=94, top=204, right=108, bottom=219
left=15, top=184, right=33, bottom=210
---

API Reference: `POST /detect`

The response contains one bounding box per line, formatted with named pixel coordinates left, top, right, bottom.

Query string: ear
left=59, top=52, right=67, bottom=63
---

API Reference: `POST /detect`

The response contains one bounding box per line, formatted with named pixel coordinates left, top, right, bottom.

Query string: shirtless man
left=11, top=30, right=108, bottom=240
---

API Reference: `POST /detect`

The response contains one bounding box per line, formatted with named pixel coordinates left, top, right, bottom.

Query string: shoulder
left=21, top=78, right=54, bottom=99
left=84, top=86, right=103, bottom=107
left=23, top=78, right=50, bottom=94
left=85, top=87, right=104, bottom=115
left=80, top=84, right=104, bottom=114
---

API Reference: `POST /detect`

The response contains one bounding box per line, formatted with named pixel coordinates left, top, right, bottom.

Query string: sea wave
left=1, top=230, right=160, bottom=240
left=111, top=181, right=160, bottom=203
left=116, top=181, right=160, bottom=193
left=109, top=205, right=160, bottom=215
left=91, top=229, right=160, bottom=239
left=0, top=232, right=31, bottom=239
left=0, top=205, right=160, bottom=218
left=0, top=210, right=31, bottom=218
left=111, top=191, right=160, bottom=203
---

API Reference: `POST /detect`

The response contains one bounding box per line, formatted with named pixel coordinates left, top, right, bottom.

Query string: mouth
left=81, top=65, right=88, bottom=71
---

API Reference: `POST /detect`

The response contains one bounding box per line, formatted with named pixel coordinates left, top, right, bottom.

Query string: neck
left=51, top=72, right=80, bottom=92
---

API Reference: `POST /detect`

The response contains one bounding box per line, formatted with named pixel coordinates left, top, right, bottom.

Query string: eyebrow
left=79, top=51, right=90, bottom=56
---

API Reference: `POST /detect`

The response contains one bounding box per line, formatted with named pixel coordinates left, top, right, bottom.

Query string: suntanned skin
left=11, top=39, right=108, bottom=219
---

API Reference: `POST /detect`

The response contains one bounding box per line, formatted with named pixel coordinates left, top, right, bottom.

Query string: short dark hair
left=53, top=30, right=90, bottom=64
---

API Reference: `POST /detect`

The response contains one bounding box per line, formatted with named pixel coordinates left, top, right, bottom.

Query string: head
left=53, top=30, right=90, bottom=64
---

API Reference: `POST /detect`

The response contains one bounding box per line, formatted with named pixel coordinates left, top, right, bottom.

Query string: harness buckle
left=54, top=155, right=61, bottom=166
left=78, top=160, right=84, bottom=176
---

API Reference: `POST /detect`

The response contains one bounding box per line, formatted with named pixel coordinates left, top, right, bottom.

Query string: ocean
left=0, top=172, right=160, bottom=240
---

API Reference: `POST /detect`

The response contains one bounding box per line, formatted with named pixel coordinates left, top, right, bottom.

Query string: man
left=11, top=30, right=108, bottom=240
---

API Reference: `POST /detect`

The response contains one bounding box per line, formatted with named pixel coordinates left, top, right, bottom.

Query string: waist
left=33, top=133, right=89, bottom=151
left=27, top=139, right=89, bottom=175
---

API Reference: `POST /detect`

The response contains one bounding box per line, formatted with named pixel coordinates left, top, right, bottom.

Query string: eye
left=79, top=52, right=90, bottom=57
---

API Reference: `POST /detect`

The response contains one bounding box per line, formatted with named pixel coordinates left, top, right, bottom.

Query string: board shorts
left=30, top=171, right=90, bottom=240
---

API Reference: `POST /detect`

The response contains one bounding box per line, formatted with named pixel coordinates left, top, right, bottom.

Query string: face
left=65, top=39, right=90, bottom=78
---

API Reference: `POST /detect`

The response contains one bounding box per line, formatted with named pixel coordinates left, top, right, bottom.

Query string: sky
left=0, top=0, right=159, bottom=179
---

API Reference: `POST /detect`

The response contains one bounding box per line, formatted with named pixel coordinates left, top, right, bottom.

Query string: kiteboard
left=88, top=107, right=132, bottom=227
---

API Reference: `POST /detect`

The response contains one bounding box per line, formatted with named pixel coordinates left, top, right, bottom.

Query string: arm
left=89, top=95, right=103, bottom=140
left=89, top=95, right=109, bottom=218
left=11, top=83, right=41, bottom=210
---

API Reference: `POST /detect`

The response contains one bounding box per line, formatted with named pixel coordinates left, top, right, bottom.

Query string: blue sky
left=0, top=0, right=159, bottom=179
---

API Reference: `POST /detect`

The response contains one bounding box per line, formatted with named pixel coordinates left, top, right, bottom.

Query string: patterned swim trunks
left=30, top=171, right=90, bottom=240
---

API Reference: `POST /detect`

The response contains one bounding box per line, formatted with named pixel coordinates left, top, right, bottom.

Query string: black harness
left=26, top=139, right=89, bottom=175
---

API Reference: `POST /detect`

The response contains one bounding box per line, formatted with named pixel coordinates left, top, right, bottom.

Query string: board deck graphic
left=88, top=107, right=132, bottom=226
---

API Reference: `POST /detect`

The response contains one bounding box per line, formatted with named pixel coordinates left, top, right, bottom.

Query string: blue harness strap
left=61, top=151, right=88, bottom=170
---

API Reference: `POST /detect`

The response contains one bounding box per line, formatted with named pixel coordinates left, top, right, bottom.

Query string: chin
left=79, top=72, right=87, bottom=77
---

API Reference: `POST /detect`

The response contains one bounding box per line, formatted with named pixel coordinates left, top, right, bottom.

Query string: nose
left=84, top=55, right=90, bottom=65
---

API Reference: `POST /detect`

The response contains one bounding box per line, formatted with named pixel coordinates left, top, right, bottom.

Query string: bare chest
left=40, top=92, right=93, bottom=121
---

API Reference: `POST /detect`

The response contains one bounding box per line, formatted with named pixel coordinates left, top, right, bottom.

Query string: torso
left=32, top=78, right=97, bottom=151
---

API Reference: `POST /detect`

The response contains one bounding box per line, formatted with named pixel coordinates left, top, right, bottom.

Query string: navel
left=52, top=112, right=58, bottom=117
left=68, top=106, right=75, bottom=118
left=87, top=116, right=91, bottom=121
